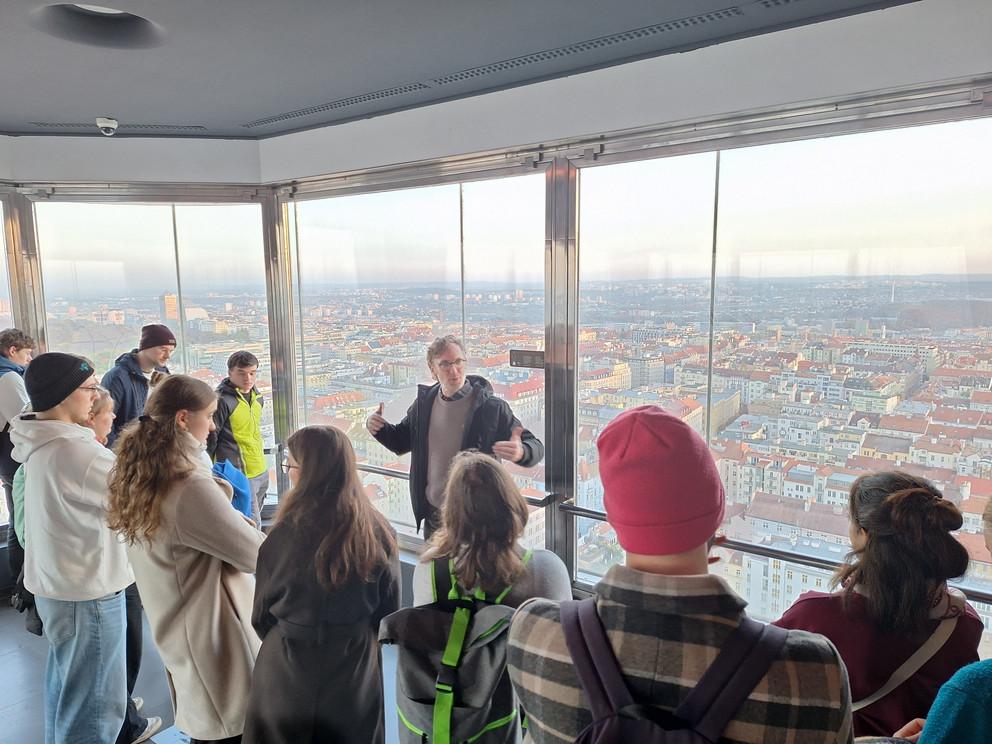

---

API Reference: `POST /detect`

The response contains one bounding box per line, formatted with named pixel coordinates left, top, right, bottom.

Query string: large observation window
left=19, top=115, right=992, bottom=652
left=33, top=201, right=277, bottom=504
left=571, top=118, right=992, bottom=654
left=293, top=174, right=548, bottom=545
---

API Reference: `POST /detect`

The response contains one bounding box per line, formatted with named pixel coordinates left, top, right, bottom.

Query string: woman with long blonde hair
left=108, top=374, right=263, bottom=744
left=243, top=425, right=399, bottom=744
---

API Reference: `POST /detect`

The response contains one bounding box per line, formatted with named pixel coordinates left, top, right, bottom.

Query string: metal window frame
left=562, top=503, right=992, bottom=608
left=0, top=74, right=988, bottom=563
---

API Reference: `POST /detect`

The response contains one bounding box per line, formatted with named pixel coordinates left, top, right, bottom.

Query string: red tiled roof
left=878, top=415, right=929, bottom=434
left=932, top=407, right=985, bottom=427
left=954, top=476, right=992, bottom=498
left=746, top=492, right=848, bottom=538
left=972, top=390, right=992, bottom=405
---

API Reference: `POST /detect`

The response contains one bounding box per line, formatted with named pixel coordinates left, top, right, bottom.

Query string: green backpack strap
left=492, top=548, right=533, bottom=605
left=432, top=557, right=472, bottom=744
left=431, top=548, right=534, bottom=744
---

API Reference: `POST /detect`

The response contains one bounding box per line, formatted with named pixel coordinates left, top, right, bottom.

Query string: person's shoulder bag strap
left=852, top=590, right=965, bottom=712
left=560, top=597, right=634, bottom=721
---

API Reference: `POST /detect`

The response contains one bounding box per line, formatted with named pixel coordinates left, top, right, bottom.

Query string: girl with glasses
left=244, top=425, right=399, bottom=744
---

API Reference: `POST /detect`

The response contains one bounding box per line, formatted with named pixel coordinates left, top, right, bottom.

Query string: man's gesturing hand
left=492, top=426, right=525, bottom=463
left=366, top=402, right=387, bottom=435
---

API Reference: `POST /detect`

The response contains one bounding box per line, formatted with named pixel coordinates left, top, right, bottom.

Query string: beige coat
left=126, top=440, right=265, bottom=740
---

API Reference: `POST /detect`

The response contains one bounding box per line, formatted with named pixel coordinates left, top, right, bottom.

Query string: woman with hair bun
left=775, top=471, right=982, bottom=738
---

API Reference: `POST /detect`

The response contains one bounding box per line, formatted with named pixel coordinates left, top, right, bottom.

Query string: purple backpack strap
left=675, top=617, right=789, bottom=742
left=560, top=598, right=634, bottom=720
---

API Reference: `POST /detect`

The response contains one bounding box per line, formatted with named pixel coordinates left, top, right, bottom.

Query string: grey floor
left=0, top=601, right=399, bottom=743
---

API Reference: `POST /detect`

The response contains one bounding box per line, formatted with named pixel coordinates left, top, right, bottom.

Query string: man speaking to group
left=366, top=335, right=544, bottom=538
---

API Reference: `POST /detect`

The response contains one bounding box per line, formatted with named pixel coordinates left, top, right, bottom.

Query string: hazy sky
left=21, top=116, right=992, bottom=302
left=34, top=203, right=266, bottom=300
left=581, top=117, right=992, bottom=280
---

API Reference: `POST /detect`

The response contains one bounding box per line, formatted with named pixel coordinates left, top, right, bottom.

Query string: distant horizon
left=36, top=272, right=992, bottom=302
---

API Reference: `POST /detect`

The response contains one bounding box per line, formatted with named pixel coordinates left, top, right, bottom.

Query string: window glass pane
left=36, top=203, right=181, bottom=373
left=575, top=153, right=717, bottom=572
left=575, top=516, right=623, bottom=584
left=173, top=204, right=275, bottom=500
left=462, top=174, right=548, bottom=518
left=713, top=120, right=992, bottom=655
left=294, top=185, right=461, bottom=534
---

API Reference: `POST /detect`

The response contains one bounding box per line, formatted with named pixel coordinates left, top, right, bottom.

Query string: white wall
left=0, top=135, right=259, bottom=184
left=1, top=0, right=990, bottom=185
left=0, top=137, right=11, bottom=181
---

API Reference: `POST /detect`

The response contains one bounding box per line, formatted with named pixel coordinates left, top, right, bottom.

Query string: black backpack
left=560, top=598, right=787, bottom=744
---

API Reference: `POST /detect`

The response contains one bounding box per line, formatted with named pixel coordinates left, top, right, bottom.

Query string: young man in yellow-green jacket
left=207, top=351, right=268, bottom=527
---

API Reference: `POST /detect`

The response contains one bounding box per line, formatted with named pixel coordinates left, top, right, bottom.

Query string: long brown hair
left=426, top=451, right=529, bottom=593
left=276, top=426, right=396, bottom=591
left=107, top=375, right=217, bottom=545
left=834, top=471, right=969, bottom=634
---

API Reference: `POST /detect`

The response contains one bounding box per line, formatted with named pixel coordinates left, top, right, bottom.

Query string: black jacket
left=244, top=520, right=400, bottom=744
left=373, top=375, right=544, bottom=531
left=101, top=351, right=169, bottom=447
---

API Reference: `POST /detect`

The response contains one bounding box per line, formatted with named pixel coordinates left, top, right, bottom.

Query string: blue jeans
left=35, top=592, right=128, bottom=744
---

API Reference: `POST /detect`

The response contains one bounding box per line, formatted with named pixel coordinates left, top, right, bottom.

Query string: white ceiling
left=0, top=0, right=919, bottom=139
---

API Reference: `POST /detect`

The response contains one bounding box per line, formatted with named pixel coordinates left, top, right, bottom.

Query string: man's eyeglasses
left=436, top=359, right=467, bottom=371
left=79, top=384, right=107, bottom=394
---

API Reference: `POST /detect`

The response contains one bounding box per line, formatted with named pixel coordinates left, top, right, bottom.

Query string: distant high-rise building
left=160, top=292, right=179, bottom=321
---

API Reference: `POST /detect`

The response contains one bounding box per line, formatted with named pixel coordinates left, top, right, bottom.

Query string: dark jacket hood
left=114, top=349, right=169, bottom=378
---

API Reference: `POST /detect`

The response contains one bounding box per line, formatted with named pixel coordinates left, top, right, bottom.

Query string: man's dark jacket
left=101, top=350, right=169, bottom=447
left=373, top=375, right=543, bottom=532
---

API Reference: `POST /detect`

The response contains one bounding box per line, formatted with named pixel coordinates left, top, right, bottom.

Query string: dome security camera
left=96, top=117, right=119, bottom=136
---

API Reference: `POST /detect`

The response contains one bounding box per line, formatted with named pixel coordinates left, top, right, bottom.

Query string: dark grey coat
left=243, top=520, right=400, bottom=744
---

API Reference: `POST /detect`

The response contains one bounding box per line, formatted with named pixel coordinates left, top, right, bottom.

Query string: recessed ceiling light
left=32, top=4, right=164, bottom=49
left=72, top=4, right=126, bottom=14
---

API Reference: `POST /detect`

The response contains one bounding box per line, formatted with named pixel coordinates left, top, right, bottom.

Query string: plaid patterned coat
left=507, top=566, right=853, bottom=744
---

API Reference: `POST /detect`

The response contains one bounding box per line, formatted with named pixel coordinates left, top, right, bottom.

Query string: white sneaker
left=132, top=696, right=143, bottom=712
left=130, top=716, right=162, bottom=744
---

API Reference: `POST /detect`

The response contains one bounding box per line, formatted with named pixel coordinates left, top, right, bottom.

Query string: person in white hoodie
left=10, top=352, right=133, bottom=744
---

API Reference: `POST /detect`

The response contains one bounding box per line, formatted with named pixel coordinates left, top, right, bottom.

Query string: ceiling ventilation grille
left=31, top=121, right=207, bottom=131
left=758, top=0, right=804, bottom=7
left=431, top=7, right=743, bottom=86
left=243, top=82, right=432, bottom=128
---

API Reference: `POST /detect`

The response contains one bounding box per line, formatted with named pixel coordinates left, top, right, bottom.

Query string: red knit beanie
left=597, top=405, right=725, bottom=556
left=139, top=324, right=176, bottom=351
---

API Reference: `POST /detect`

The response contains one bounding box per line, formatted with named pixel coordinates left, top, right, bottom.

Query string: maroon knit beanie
left=139, top=324, right=176, bottom=351
left=597, top=405, right=725, bottom=556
